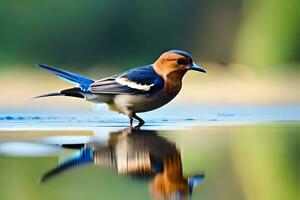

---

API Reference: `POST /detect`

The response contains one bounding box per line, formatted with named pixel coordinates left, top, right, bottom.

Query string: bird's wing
left=89, top=66, right=164, bottom=95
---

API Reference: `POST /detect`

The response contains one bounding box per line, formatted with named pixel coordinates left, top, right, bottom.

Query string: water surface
left=0, top=106, right=299, bottom=200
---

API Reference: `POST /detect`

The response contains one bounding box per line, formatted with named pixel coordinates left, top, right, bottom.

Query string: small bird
left=33, top=50, right=206, bottom=126
left=40, top=127, right=205, bottom=198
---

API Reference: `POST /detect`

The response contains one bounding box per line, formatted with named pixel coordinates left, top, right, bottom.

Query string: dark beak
left=189, top=63, right=206, bottom=73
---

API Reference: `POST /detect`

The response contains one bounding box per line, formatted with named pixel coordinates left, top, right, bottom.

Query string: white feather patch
left=116, top=77, right=154, bottom=91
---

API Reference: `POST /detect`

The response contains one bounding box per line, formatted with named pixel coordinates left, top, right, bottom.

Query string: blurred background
left=0, top=0, right=299, bottom=109
left=0, top=2, right=300, bottom=200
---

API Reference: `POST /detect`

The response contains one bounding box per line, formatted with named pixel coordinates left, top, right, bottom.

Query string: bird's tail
left=40, top=148, right=93, bottom=183
left=31, top=87, right=85, bottom=100
left=36, top=64, right=94, bottom=91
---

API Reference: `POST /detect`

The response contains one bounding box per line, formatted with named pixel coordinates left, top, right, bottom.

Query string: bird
left=40, top=127, right=205, bottom=198
left=33, top=50, right=206, bottom=127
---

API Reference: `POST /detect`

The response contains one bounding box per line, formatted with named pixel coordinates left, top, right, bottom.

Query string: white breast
left=113, top=91, right=179, bottom=114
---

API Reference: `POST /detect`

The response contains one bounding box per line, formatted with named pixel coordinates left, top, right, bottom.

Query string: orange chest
left=164, top=79, right=182, bottom=95
left=163, top=70, right=186, bottom=95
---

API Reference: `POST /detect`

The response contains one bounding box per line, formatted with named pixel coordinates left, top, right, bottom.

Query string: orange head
left=152, top=50, right=206, bottom=78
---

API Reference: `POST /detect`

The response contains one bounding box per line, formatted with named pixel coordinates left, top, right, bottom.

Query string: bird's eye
left=177, top=58, right=187, bottom=65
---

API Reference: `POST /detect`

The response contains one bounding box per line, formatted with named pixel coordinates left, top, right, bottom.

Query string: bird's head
left=153, top=50, right=206, bottom=78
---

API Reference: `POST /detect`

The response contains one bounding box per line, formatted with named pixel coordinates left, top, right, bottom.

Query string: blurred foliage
left=0, top=0, right=299, bottom=72
left=233, top=0, right=300, bottom=71
left=0, top=0, right=242, bottom=68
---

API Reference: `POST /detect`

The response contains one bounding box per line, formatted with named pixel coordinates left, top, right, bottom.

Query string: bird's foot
left=129, top=113, right=145, bottom=129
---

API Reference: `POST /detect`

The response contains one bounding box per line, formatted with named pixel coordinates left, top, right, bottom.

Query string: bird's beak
left=189, top=63, right=206, bottom=73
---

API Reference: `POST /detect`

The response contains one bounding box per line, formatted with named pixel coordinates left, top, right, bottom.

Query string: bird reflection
left=41, top=127, right=205, bottom=199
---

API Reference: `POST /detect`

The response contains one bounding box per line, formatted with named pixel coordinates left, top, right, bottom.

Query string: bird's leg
left=132, top=113, right=145, bottom=128
left=129, top=116, right=134, bottom=127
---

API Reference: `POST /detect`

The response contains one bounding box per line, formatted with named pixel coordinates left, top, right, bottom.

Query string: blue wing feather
left=120, top=65, right=164, bottom=90
left=89, top=65, right=164, bottom=95
left=36, top=64, right=94, bottom=91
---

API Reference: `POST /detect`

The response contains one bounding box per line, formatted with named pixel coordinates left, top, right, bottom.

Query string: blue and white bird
left=33, top=50, right=206, bottom=126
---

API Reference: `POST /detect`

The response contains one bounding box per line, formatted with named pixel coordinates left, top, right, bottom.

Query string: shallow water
left=0, top=106, right=299, bottom=200
left=1, top=105, right=299, bottom=130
